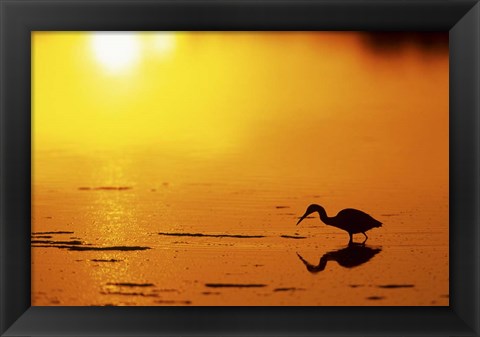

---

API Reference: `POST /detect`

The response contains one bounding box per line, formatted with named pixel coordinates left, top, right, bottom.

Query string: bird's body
left=296, top=204, right=382, bottom=243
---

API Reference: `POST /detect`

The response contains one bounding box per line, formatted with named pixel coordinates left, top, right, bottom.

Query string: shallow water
left=31, top=151, right=448, bottom=306
left=32, top=32, right=448, bottom=306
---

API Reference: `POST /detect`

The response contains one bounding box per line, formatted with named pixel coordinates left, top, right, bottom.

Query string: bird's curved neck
left=308, top=258, right=328, bottom=273
left=316, top=206, right=333, bottom=225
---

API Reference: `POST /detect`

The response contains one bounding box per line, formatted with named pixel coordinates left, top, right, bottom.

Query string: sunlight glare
left=92, top=32, right=140, bottom=72
left=153, top=32, right=175, bottom=55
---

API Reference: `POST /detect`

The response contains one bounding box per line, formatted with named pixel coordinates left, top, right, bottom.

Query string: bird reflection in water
left=296, top=243, right=382, bottom=273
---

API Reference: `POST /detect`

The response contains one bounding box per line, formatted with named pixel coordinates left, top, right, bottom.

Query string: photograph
left=31, top=31, right=449, bottom=306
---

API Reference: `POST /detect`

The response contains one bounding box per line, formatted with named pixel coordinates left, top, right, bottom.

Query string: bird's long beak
left=296, top=213, right=307, bottom=226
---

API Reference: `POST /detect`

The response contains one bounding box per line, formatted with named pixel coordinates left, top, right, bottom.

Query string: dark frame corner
left=1, top=1, right=479, bottom=336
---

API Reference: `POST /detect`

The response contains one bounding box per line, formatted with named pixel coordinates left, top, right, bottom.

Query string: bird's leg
left=362, top=232, right=368, bottom=244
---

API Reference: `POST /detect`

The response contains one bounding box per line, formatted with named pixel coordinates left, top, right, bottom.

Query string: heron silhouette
left=296, top=204, right=382, bottom=243
left=296, top=243, right=382, bottom=273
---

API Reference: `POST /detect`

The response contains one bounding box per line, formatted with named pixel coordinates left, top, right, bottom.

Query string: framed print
left=1, top=0, right=479, bottom=336
left=30, top=30, right=449, bottom=307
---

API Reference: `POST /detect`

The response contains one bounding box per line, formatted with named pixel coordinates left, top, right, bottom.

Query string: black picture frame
left=1, top=0, right=479, bottom=336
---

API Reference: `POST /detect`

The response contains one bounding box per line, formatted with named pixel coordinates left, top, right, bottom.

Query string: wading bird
left=296, top=204, right=382, bottom=243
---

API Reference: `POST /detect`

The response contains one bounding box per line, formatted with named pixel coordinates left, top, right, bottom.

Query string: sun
left=91, top=32, right=140, bottom=72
